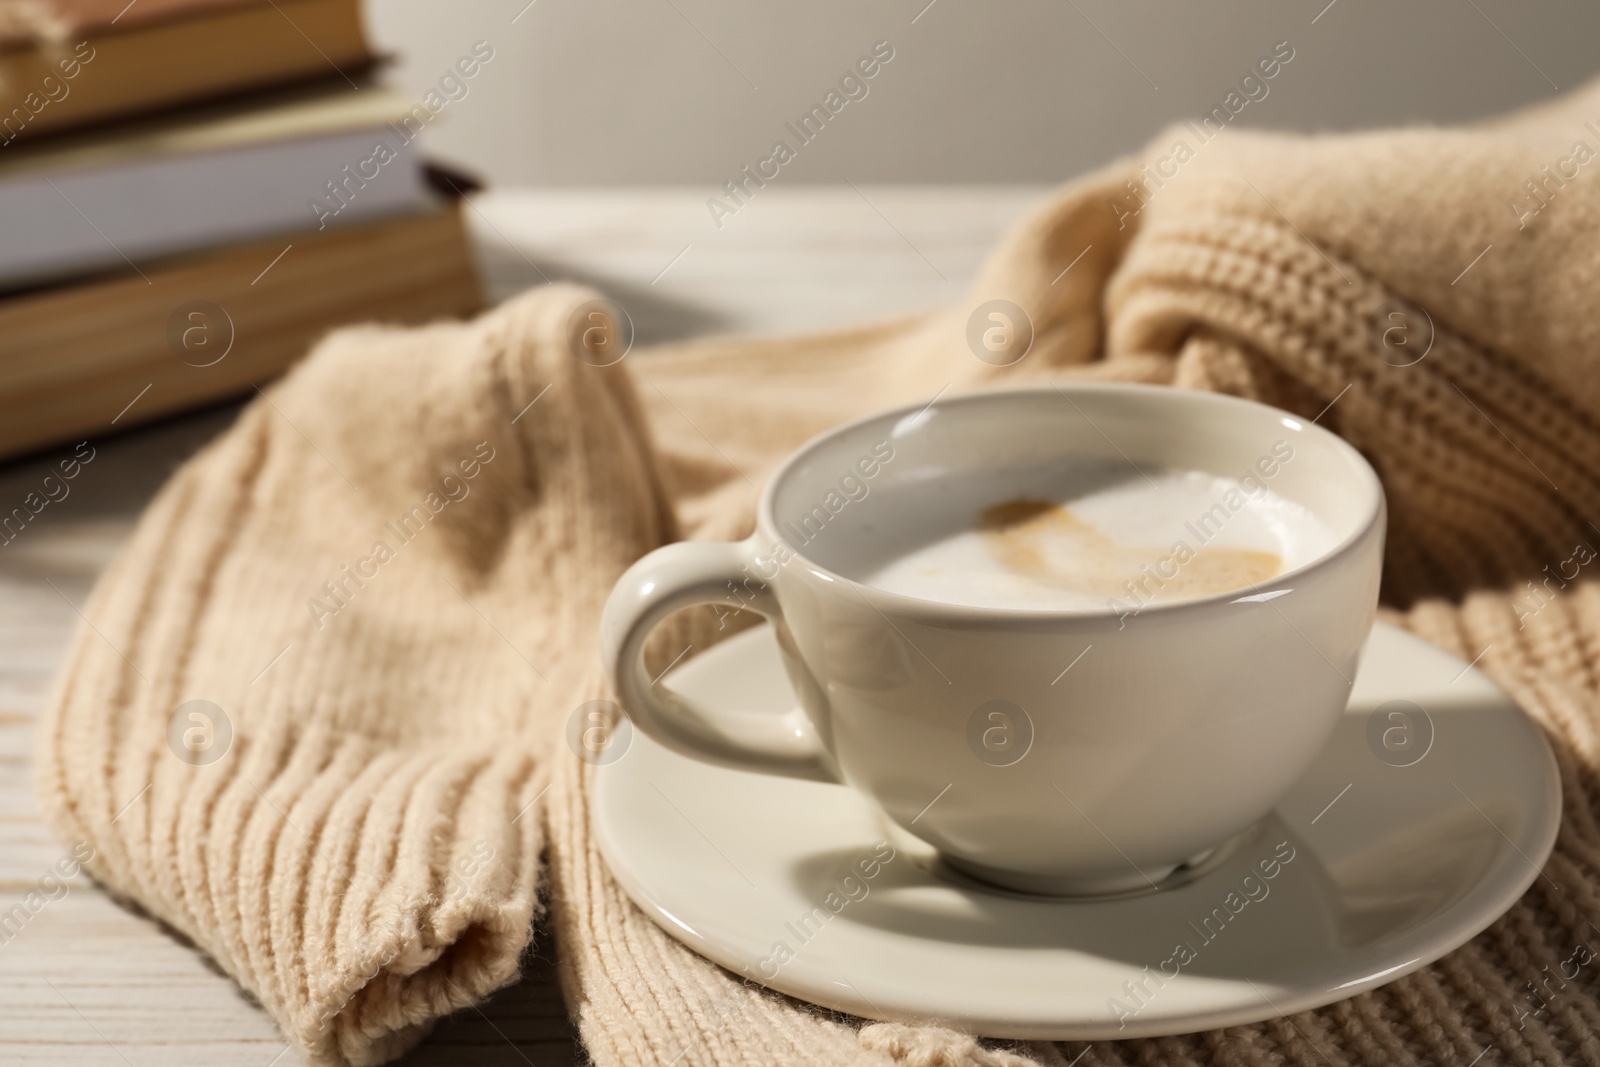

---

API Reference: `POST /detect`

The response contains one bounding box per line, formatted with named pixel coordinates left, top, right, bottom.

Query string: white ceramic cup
left=601, top=384, right=1385, bottom=896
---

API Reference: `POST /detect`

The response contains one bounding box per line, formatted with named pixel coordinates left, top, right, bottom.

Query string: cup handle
left=600, top=537, right=837, bottom=782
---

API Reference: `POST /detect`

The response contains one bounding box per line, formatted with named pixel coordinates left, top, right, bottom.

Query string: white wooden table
left=0, top=186, right=1051, bottom=1065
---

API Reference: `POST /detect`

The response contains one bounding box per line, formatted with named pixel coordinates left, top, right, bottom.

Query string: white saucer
left=594, top=621, right=1560, bottom=1039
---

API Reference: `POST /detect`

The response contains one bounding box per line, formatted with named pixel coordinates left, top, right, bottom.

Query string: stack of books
left=0, top=0, right=483, bottom=459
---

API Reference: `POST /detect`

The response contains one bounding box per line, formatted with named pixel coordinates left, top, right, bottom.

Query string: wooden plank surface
left=0, top=186, right=1050, bottom=1065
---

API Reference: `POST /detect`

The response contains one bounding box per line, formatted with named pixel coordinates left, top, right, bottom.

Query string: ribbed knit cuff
left=36, top=284, right=674, bottom=1066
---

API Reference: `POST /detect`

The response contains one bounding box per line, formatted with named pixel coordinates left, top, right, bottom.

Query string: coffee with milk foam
left=864, top=468, right=1337, bottom=612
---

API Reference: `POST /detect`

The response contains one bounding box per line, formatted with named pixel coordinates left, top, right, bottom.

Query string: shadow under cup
left=759, top=384, right=1385, bottom=897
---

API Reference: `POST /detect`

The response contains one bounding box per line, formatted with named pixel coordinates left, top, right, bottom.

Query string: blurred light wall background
left=364, top=0, right=1600, bottom=186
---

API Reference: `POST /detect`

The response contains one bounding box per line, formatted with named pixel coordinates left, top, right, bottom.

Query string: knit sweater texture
left=36, top=80, right=1600, bottom=1067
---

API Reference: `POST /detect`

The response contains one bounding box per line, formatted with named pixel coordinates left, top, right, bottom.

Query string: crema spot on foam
left=977, top=497, right=1282, bottom=602
left=863, top=471, right=1335, bottom=611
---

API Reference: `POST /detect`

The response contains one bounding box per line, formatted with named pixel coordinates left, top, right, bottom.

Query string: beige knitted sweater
left=36, top=80, right=1600, bottom=1067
